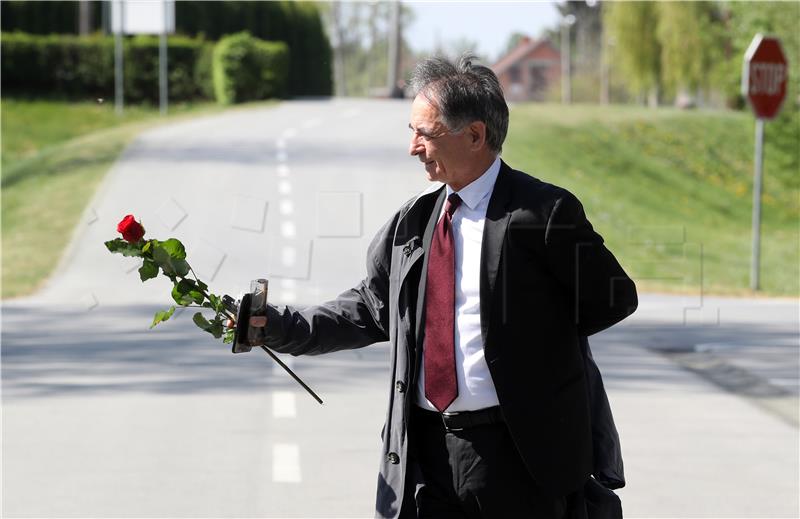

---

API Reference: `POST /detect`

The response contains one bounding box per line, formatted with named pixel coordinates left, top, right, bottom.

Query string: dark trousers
left=402, top=406, right=587, bottom=519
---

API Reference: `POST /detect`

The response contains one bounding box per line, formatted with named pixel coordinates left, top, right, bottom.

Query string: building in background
left=493, top=36, right=560, bottom=102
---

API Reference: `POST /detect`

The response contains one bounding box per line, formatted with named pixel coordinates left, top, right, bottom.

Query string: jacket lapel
left=480, top=161, right=512, bottom=349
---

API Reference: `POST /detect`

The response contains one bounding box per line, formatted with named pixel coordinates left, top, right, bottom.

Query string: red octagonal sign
left=742, top=34, right=788, bottom=119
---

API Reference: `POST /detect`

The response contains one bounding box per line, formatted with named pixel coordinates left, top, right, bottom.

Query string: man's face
left=408, top=95, right=470, bottom=186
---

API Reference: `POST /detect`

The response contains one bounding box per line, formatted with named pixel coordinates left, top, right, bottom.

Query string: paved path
left=3, top=99, right=798, bottom=518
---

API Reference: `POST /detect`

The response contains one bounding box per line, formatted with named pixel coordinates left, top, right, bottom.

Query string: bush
left=123, top=35, right=212, bottom=103
left=212, top=32, right=289, bottom=104
left=176, top=1, right=332, bottom=96
left=1, top=32, right=212, bottom=102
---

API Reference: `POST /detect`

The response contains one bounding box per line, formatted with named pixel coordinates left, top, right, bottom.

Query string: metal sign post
left=741, top=34, right=788, bottom=290
left=114, top=0, right=125, bottom=115
left=111, top=0, right=175, bottom=116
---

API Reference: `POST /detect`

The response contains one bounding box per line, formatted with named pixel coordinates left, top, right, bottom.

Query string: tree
left=655, top=2, right=726, bottom=103
left=604, top=1, right=662, bottom=106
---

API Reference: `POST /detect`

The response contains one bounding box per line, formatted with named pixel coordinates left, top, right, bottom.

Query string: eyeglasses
left=408, top=123, right=463, bottom=143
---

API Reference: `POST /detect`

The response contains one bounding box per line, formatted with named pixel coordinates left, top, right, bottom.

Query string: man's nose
left=409, top=135, right=423, bottom=156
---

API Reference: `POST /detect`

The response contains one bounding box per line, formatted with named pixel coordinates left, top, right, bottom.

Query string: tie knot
left=445, top=193, right=462, bottom=217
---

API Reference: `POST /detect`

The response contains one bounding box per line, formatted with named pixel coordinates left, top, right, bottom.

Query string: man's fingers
left=250, top=316, right=268, bottom=328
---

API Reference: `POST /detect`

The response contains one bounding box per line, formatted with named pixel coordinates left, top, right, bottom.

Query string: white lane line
left=276, top=150, right=288, bottom=162
left=277, top=164, right=290, bottom=177
left=279, top=199, right=294, bottom=215
left=278, top=180, right=292, bottom=195
left=281, top=246, right=296, bottom=266
left=280, top=221, right=297, bottom=238
left=273, top=391, right=297, bottom=418
left=276, top=138, right=287, bottom=150
left=301, top=118, right=321, bottom=129
left=282, top=128, right=298, bottom=139
left=341, top=108, right=361, bottom=119
left=272, top=444, right=302, bottom=483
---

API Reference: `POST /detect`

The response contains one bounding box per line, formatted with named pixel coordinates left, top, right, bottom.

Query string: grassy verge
left=1, top=99, right=242, bottom=299
left=503, top=104, right=799, bottom=296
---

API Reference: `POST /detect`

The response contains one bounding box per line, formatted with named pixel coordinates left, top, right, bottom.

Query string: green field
left=2, top=100, right=798, bottom=298
left=1, top=99, right=230, bottom=298
left=504, top=104, right=799, bottom=296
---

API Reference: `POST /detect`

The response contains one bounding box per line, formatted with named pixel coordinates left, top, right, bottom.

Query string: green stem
left=179, top=267, right=235, bottom=320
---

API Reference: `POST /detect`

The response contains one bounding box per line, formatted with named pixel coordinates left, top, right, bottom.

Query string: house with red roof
left=492, top=36, right=561, bottom=102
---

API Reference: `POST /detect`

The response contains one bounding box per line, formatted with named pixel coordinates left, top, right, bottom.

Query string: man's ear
left=468, top=121, right=487, bottom=151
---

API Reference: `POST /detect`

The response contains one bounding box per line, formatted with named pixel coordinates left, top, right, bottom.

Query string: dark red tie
left=424, top=193, right=462, bottom=412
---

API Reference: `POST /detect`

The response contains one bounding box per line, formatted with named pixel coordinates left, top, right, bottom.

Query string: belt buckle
left=441, top=411, right=464, bottom=432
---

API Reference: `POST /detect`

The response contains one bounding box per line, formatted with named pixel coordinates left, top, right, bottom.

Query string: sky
left=404, top=1, right=562, bottom=63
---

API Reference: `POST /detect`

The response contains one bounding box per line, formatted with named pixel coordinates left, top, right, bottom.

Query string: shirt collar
left=446, top=156, right=501, bottom=210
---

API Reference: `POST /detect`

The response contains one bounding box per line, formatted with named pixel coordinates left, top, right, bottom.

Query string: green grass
left=503, top=103, right=800, bottom=296
left=1, top=99, right=235, bottom=298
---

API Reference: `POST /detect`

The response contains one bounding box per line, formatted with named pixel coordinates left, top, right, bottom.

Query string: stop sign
left=742, top=34, right=788, bottom=119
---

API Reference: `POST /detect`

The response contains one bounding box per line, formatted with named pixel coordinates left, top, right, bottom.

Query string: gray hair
left=408, top=54, right=509, bottom=154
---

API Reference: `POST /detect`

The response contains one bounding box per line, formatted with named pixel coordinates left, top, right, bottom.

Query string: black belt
left=413, top=405, right=505, bottom=432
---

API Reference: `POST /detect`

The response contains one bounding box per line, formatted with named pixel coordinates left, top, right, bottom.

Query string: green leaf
left=197, top=279, right=208, bottom=292
left=104, top=238, right=143, bottom=257
left=192, top=311, right=213, bottom=332
left=138, top=259, right=159, bottom=281
left=160, top=238, right=186, bottom=260
left=153, top=244, right=190, bottom=278
left=171, top=279, right=204, bottom=306
left=150, top=306, right=176, bottom=328
left=209, top=321, right=224, bottom=339
left=208, top=293, right=221, bottom=312
left=223, top=329, right=235, bottom=344
left=142, top=240, right=156, bottom=255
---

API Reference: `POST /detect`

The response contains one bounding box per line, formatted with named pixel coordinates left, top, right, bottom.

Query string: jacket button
left=395, top=381, right=406, bottom=393
left=386, top=452, right=400, bottom=464
left=403, top=244, right=413, bottom=257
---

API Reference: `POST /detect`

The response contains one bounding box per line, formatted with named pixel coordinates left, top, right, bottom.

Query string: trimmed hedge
left=2, top=1, right=333, bottom=97
left=1, top=32, right=212, bottom=102
left=2, top=32, right=293, bottom=104
left=212, top=32, right=289, bottom=104
left=176, top=1, right=332, bottom=96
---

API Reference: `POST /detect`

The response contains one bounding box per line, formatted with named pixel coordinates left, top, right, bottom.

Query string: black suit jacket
left=415, top=161, right=636, bottom=495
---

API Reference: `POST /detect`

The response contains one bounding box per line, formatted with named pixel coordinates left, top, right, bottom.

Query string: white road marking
left=272, top=444, right=301, bottom=483
left=277, top=164, right=290, bottom=177
left=279, top=200, right=294, bottom=215
left=282, top=128, right=298, bottom=139
left=278, top=180, right=292, bottom=195
left=280, top=278, right=297, bottom=288
left=301, top=118, right=321, bottom=129
left=341, top=108, right=361, bottom=119
left=276, top=138, right=287, bottom=149
left=281, top=246, right=296, bottom=266
left=280, top=221, right=297, bottom=238
left=276, top=150, right=288, bottom=162
left=272, top=391, right=297, bottom=418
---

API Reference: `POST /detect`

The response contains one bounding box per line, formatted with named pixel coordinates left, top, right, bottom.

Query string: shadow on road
left=3, top=303, right=798, bottom=402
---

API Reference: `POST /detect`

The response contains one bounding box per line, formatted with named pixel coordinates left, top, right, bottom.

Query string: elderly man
left=243, top=56, right=637, bottom=519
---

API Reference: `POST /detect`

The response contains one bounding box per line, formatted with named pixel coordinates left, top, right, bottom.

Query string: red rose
left=117, top=214, right=145, bottom=243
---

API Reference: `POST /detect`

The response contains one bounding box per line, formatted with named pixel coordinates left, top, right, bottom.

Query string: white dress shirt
left=416, top=156, right=502, bottom=412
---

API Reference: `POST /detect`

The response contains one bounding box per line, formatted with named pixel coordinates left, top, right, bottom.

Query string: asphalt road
left=3, top=99, right=798, bottom=518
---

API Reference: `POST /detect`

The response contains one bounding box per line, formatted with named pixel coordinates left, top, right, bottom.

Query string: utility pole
left=561, top=14, right=575, bottom=105
left=78, top=0, right=92, bottom=35
left=387, top=1, right=403, bottom=98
